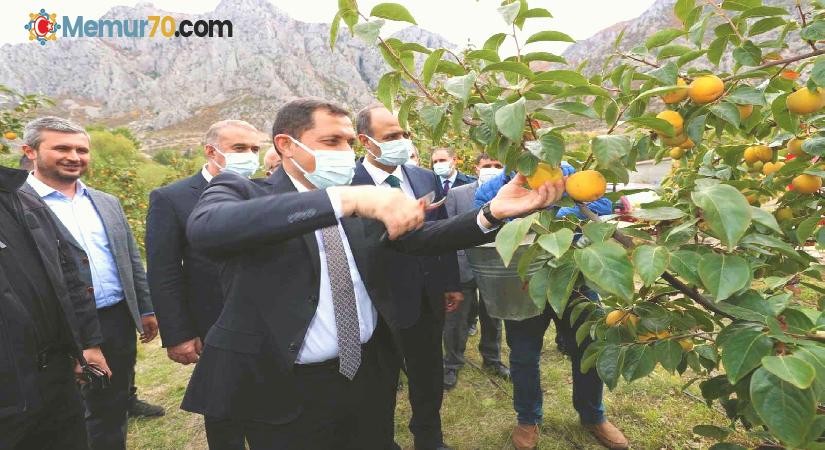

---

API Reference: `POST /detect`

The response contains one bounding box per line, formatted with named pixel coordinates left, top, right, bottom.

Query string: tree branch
left=575, top=203, right=736, bottom=320
left=796, top=1, right=818, bottom=52
left=705, top=0, right=746, bottom=43
left=722, top=48, right=825, bottom=81
left=617, top=52, right=660, bottom=69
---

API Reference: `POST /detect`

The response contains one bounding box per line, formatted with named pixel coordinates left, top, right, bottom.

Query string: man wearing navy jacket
left=353, top=103, right=462, bottom=450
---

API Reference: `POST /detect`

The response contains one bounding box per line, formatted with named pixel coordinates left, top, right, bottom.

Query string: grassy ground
left=128, top=326, right=754, bottom=449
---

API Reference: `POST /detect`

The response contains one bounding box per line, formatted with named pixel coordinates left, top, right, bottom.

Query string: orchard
left=334, top=0, right=825, bottom=448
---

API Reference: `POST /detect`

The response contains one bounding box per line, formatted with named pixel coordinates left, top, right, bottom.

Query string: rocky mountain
left=0, top=0, right=451, bottom=151
left=563, top=0, right=807, bottom=74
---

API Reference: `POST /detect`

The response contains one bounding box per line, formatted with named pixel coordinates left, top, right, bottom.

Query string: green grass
left=129, top=326, right=754, bottom=449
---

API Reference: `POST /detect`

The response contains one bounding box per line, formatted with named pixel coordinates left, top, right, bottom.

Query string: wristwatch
left=481, top=201, right=505, bottom=227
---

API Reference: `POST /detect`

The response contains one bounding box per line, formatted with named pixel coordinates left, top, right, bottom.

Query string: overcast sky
left=3, top=0, right=655, bottom=53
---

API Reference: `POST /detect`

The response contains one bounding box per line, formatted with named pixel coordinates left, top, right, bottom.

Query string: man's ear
left=357, top=134, right=371, bottom=148
left=273, top=135, right=293, bottom=158
left=21, top=145, right=36, bottom=160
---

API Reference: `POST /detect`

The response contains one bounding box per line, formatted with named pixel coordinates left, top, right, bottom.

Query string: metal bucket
left=465, top=243, right=545, bottom=321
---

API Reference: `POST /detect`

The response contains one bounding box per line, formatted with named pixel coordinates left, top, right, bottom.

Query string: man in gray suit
left=21, top=117, right=157, bottom=450
left=443, top=153, right=508, bottom=389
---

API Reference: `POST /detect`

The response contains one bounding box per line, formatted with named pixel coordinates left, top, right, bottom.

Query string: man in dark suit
left=145, top=119, right=263, bottom=450
left=21, top=117, right=156, bottom=450
left=354, top=103, right=462, bottom=449
left=430, top=147, right=476, bottom=195
left=180, top=97, right=565, bottom=449
left=0, top=163, right=110, bottom=449
left=443, top=153, right=508, bottom=390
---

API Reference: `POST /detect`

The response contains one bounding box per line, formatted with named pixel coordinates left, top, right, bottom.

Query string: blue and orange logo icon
left=25, top=9, right=60, bottom=45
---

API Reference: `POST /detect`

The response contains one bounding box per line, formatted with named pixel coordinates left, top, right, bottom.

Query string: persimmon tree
left=333, top=0, right=825, bottom=447
left=0, top=85, right=52, bottom=153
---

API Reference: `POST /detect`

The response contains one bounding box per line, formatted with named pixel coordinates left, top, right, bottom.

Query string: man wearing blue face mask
left=146, top=119, right=263, bottom=450
left=354, top=103, right=463, bottom=450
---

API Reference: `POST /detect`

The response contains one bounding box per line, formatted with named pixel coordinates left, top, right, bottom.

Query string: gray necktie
left=319, top=225, right=361, bottom=379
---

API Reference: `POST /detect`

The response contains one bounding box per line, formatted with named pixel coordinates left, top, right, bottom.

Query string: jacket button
left=288, top=343, right=298, bottom=352
left=86, top=286, right=94, bottom=294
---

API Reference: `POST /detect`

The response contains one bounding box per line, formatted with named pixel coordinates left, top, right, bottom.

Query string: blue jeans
left=504, top=292, right=606, bottom=426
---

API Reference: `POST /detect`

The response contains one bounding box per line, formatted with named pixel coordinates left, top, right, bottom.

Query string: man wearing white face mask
left=181, top=97, right=567, bottom=450
left=354, top=103, right=464, bottom=450
left=431, top=147, right=476, bottom=195
left=443, top=154, right=509, bottom=391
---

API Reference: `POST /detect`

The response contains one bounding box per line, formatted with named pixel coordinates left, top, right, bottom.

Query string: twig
left=466, top=360, right=510, bottom=396
left=705, top=0, right=745, bottom=43
left=722, top=48, right=825, bottom=81
left=617, top=52, right=661, bottom=69
left=797, top=1, right=818, bottom=51
left=606, top=102, right=632, bottom=135
left=512, top=23, right=522, bottom=63
left=575, top=204, right=736, bottom=320
left=788, top=332, right=825, bottom=343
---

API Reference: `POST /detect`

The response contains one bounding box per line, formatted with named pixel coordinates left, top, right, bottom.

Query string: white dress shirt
left=438, top=169, right=458, bottom=191
left=201, top=164, right=214, bottom=183
left=286, top=174, right=378, bottom=364
left=363, top=159, right=415, bottom=198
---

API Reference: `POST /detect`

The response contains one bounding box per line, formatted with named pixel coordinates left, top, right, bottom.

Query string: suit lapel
left=351, top=162, right=373, bottom=186
left=20, top=182, right=85, bottom=252
left=400, top=164, right=426, bottom=199
left=87, top=189, right=129, bottom=284
left=268, top=169, right=321, bottom=279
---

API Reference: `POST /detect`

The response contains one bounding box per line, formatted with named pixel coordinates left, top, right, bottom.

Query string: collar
left=364, top=158, right=405, bottom=186
left=0, top=165, right=29, bottom=192
left=286, top=171, right=311, bottom=193
left=440, top=169, right=458, bottom=185
left=201, top=164, right=215, bottom=183
left=26, top=173, right=87, bottom=199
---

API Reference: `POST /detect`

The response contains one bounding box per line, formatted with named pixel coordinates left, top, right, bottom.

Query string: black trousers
left=241, top=332, right=396, bottom=450
left=204, top=415, right=246, bottom=450
left=400, top=299, right=445, bottom=449
left=0, top=352, right=88, bottom=450
left=82, top=301, right=136, bottom=450
left=443, top=280, right=502, bottom=370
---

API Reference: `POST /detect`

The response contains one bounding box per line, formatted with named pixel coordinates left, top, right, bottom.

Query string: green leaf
left=761, top=355, right=816, bottom=389
left=726, top=85, right=766, bottom=106
left=483, top=33, right=508, bottom=52
left=631, top=207, right=687, bottom=221
left=497, top=1, right=521, bottom=25
left=749, top=206, right=781, bottom=234
left=375, top=72, right=399, bottom=110
left=707, top=36, right=728, bottom=66
left=597, top=344, right=625, bottom=390
left=534, top=70, right=588, bottom=86
left=369, top=3, right=416, bottom=24
left=771, top=93, right=799, bottom=134
left=525, top=30, right=576, bottom=44
left=494, top=97, right=527, bottom=142
left=421, top=49, right=445, bottom=86
left=537, top=228, right=574, bottom=259
left=732, top=40, right=762, bottom=66
left=691, top=184, right=752, bottom=250
left=622, top=345, right=657, bottom=382
left=495, top=214, right=534, bottom=266
left=794, top=344, right=825, bottom=398
left=435, top=60, right=465, bottom=76
left=797, top=215, right=820, bottom=244
left=420, top=104, right=447, bottom=129
left=718, top=323, right=773, bottom=383
left=397, top=97, right=415, bottom=130
left=338, top=0, right=359, bottom=29
left=482, top=61, right=534, bottom=79
left=353, top=20, right=384, bottom=45
left=444, top=71, right=477, bottom=102
left=710, top=102, right=741, bottom=128
left=698, top=253, right=750, bottom=302
left=632, top=85, right=687, bottom=103
left=655, top=339, right=683, bottom=372
left=801, top=20, right=825, bottom=41
left=624, top=117, right=676, bottom=137
left=583, top=222, right=617, bottom=243
left=657, top=44, right=693, bottom=59
left=591, top=135, right=631, bottom=168
left=675, top=0, right=695, bottom=24
left=466, top=49, right=500, bottom=62
left=669, top=250, right=702, bottom=286
left=528, top=266, right=550, bottom=309
left=748, top=17, right=786, bottom=37
left=645, top=28, right=685, bottom=49
left=646, top=61, right=678, bottom=85
left=546, top=102, right=598, bottom=119
left=574, top=241, right=635, bottom=302
left=633, top=245, right=670, bottom=287
left=547, top=260, right=579, bottom=316
left=538, top=133, right=564, bottom=166
left=329, top=11, right=342, bottom=50
left=522, top=52, right=566, bottom=64
left=801, top=136, right=825, bottom=156
left=739, top=5, right=788, bottom=18
left=520, top=7, right=553, bottom=19
left=750, top=368, right=817, bottom=447
left=692, top=425, right=731, bottom=440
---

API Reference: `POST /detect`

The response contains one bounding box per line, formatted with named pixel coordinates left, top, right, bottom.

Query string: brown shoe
left=584, top=421, right=629, bottom=449
left=511, top=424, right=539, bottom=450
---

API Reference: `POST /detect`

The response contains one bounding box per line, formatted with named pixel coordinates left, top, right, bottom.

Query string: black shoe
left=467, top=323, right=477, bottom=336
left=128, top=398, right=165, bottom=417
left=443, top=368, right=458, bottom=390
left=435, top=445, right=453, bottom=450
left=483, top=361, right=511, bottom=380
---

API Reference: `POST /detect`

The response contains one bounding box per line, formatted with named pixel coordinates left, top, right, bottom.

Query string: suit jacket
left=445, top=181, right=480, bottom=284
left=180, top=168, right=492, bottom=424
left=20, top=182, right=153, bottom=332
left=0, top=165, right=102, bottom=418
left=145, top=173, right=226, bottom=347
left=351, top=161, right=461, bottom=328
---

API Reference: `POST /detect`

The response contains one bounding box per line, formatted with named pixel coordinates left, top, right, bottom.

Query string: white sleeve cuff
left=476, top=211, right=499, bottom=233
left=326, top=189, right=344, bottom=219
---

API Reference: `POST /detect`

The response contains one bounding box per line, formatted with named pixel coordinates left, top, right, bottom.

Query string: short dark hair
left=430, top=147, right=455, bottom=159
left=271, top=97, right=350, bottom=143
left=475, top=153, right=492, bottom=165
left=355, top=102, right=385, bottom=137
